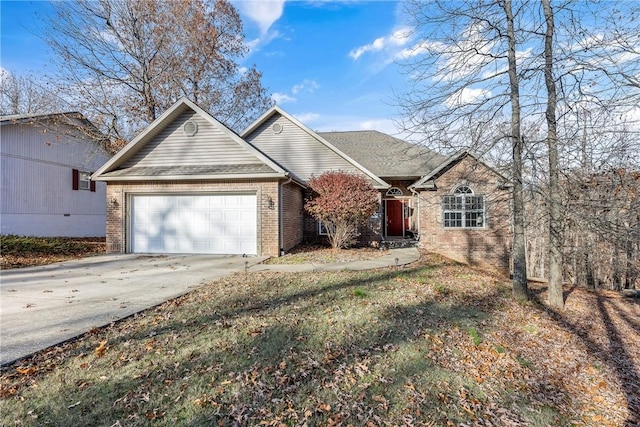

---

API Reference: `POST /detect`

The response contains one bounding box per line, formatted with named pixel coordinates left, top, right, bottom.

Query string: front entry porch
left=383, top=198, right=416, bottom=239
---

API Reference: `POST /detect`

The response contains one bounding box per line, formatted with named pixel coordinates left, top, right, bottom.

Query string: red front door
left=386, top=199, right=404, bottom=236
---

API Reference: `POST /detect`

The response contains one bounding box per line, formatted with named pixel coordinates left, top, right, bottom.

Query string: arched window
left=454, top=186, right=472, bottom=194
left=442, top=186, right=485, bottom=228
left=386, top=187, right=403, bottom=196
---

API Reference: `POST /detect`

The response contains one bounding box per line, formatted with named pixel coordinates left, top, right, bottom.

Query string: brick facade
left=418, top=157, right=511, bottom=271
left=280, top=181, right=304, bottom=253
left=105, top=179, right=281, bottom=256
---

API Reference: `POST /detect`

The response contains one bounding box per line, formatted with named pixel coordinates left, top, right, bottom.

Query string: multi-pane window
left=442, top=186, right=485, bottom=228
left=79, top=172, right=91, bottom=190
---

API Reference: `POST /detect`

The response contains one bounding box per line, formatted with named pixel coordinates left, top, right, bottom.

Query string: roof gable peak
left=93, top=98, right=288, bottom=180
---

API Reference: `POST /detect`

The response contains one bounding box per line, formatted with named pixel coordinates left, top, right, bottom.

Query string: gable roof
left=319, top=130, right=446, bottom=179
left=1, top=111, right=104, bottom=137
left=93, top=98, right=291, bottom=182
left=241, top=106, right=389, bottom=189
left=410, top=150, right=511, bottom=189
left=1, top=111, right=89, bottom=125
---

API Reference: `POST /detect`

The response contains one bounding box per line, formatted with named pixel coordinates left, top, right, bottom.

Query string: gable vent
left=183, top=121, right=198, bottom=136
left=272, top=123, right=283, bottom=134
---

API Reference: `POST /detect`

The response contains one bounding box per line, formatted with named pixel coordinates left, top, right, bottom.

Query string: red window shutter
left=90, top=179, right=96, bottom=192
left=72, top=169, right=79, bottom=190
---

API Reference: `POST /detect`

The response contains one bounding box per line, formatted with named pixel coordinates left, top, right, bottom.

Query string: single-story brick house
left=93, top=98, right=511, bottom=269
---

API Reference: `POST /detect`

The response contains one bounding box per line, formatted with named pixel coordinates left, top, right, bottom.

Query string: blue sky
left=1, top=0, right=413, bottom=134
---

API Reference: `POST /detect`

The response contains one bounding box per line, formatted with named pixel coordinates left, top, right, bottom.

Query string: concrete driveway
left=0, top=253, right=267, bottom=366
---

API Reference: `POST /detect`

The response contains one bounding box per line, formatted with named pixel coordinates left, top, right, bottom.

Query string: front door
left=386, top=199, right=404, bottom=236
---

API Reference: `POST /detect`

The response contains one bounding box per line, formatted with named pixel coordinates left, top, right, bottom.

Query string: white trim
left=95, top=173, right=287, bottom=182
left=79, top=171, right=91, bottom=190
left=385, top=187, right=404, bottom=196
left=442, top=188, right=486, bottom=229
left=318, top=221, right=329, bottom=236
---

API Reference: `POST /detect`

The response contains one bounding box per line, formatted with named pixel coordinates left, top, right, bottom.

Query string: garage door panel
left=131, top=194, right=257, bottom=254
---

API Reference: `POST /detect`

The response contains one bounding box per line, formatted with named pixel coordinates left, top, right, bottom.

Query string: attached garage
left=93, top=98, right=301, bottom=257
left=130, top=194, right=257, bottom=255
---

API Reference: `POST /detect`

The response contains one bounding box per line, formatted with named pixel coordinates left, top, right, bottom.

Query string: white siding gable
left=245, top=113, right=363, bottom=180
left=121, top=109, right=263, bottom=169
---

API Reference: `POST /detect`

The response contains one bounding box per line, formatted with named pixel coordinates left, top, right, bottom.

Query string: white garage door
left=130, top=194, right=257, bottom=255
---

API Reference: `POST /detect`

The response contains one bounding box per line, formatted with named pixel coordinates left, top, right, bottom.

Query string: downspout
left=410, top=187, right=420, bottom=241
left=279, top=176, right=293, bottom=256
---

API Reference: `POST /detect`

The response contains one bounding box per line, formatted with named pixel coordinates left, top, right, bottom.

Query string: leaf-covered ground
left=264, top=244, right=389, bottom=265
left=0, top=236, right=106, bottom=269
left=1, top=252, right=638, bottom=426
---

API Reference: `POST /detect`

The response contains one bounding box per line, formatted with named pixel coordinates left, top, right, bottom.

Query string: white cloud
left=349, top=27, right=413, bottom=60
left=272, top=92, right=296, bottom=104
left=445, top=88, right=491, bottom=108
left=395, top=40, right=444, bottom=61
left=293, top=112, right=320, bottom=124
left=358, top=119, right=397, bottom=134
left=291, top=79, right=319, bottom=94
left=434, top=23, right=500, bottom=82
left=234, top=1, right=286, bottom=34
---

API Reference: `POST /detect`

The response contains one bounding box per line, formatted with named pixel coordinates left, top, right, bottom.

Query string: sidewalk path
left=249, top=247, right=420, bottom=273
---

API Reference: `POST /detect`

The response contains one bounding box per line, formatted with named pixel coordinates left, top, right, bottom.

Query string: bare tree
left=541, top=0, right=563, bottom=309
left=398, top=0, right=531, bottom=299
left=0, top=70, right=66, bottom=116
left=503, top=0, right=528, bottom=300
left=40, top=0, right=271, bottom=140
left=398, top=0, right=640, bottom=302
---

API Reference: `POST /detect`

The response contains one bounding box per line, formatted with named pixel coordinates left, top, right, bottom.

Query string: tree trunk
left=542, top=0, right=564, bottom=309
left=503, top=0, right=528, bottom=301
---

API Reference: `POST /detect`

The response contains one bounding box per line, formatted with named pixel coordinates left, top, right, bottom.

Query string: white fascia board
left=94, top=172, right=288, bottom=182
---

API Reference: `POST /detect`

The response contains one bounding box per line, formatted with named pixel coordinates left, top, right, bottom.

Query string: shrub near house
left=305, top=171, right=380, bottom=249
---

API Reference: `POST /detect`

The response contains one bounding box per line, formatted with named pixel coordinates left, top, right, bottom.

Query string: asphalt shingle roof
left=319, top=130, right=446, bottom=178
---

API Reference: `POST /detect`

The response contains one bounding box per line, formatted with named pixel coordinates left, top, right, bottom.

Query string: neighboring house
left=93, top=98, right=512, bottom=270
left=0, top=112, right=110, bottom=237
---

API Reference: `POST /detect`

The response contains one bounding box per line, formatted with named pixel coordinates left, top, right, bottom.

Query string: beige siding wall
left=418, top=157, right=511, bottom=271
left=122, top=110, right=261, bottom=168
left=106, top=180, right=281, bottom=256
left=281, top=182, right=304, bottom=252
left=245, top=113, right=362, bottom=180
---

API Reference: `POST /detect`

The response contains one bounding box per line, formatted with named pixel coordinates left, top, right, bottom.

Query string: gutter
left=92, top=172, right=289, bottom=182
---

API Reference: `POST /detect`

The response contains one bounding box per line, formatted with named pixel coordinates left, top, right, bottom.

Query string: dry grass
left=264, top=243, right=389, bottom=265
left=0, top=236, right=106, bottom=269
left=1, top=252, right=638, bottom=426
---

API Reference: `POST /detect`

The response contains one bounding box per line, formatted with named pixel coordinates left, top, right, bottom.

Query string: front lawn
left=0, top=235, right=106, bottom=269
left=1, top=253, right=637, bottom=426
